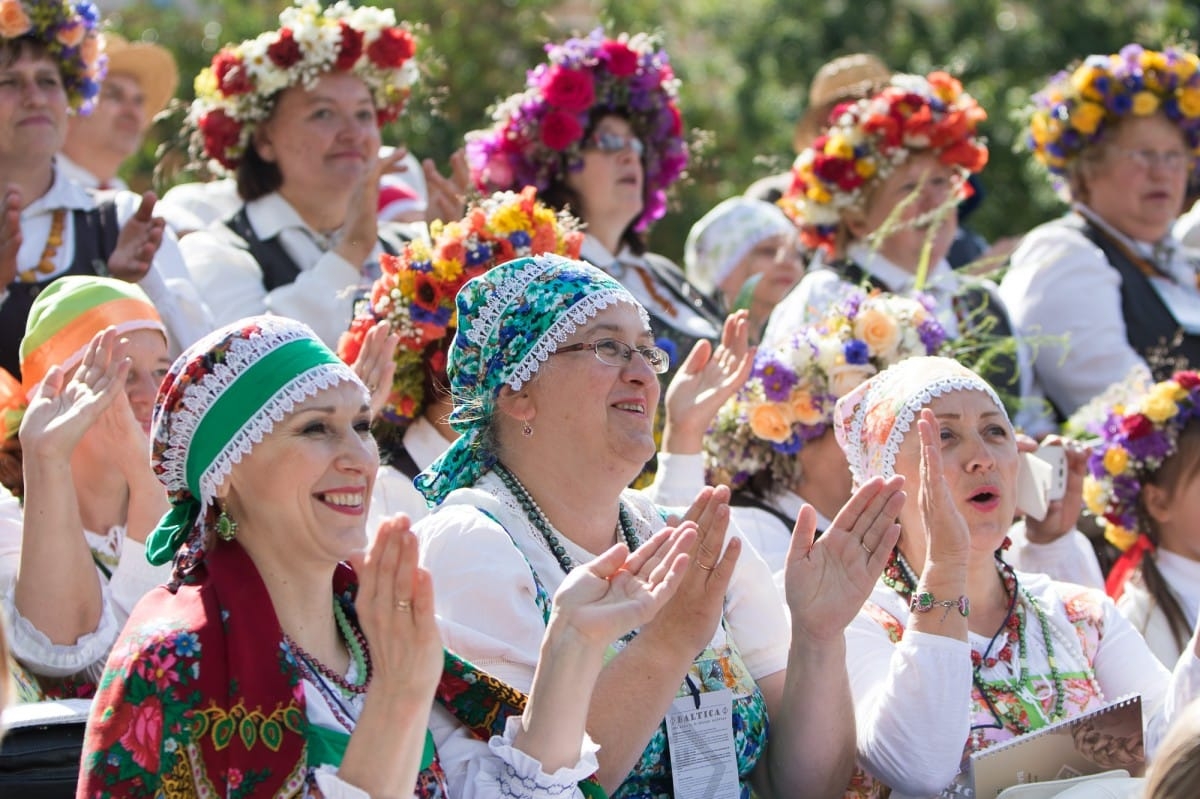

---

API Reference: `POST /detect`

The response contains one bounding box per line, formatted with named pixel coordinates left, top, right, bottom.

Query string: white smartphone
left=1016, top=451, right=1052, bottom=521
left=1032, top=444, right=1068, bottom=502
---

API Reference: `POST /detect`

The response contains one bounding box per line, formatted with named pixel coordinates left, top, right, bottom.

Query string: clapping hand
left=352, top=514, right=443, bottom=701
left=106, top=192, right=164, bottom=283
left=550, top=523, right=695, bottom=648
left=19, top=328, right=130, bottom=462
left=423, top=149, right=470, bottom=226
left=338, top=148, right=410, bottom=270
left=640, top=485, right=741, bottom=653
left=0, top=185, right=20, bottom=288
left=663, top=310, right=754, bottom=453
left=350, top=319, right=400, bottom=420
left=915, top=408, right=971, bottom=565
left=784, top=476, right=905, bottom=643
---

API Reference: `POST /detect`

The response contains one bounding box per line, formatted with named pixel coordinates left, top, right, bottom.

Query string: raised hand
left=349, top=320, right=400, bottom=419
left=915, top=408, right=971, bottom=565
left=422, top=148, right=470, bottom=225
left=784, top=476, right=905, bottom=642
left=0, top=185, right=21, bottom=288
left=352, top=514, right=443, bottom=700
left=639, top=485, right=740, bottom=653
left=550, top=523, right=695, bottom=647
left=106, top=192, right=164, bottom=282
left=662, top=310, right=755, bottom=454
left=337, top=148, right=409, bottom=270
left=19, top=328, right=130, bottom=463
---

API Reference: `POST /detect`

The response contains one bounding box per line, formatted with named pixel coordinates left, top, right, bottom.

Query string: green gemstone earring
left=217, top=505, right=238, bottom=542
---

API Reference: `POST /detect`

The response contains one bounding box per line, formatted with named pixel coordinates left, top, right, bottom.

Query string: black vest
left=828, top=259, right=1021, bottom=404
left=1058, top=214, right=1200, bottom=378
left=1, top=202, right=121, bottom=380
left=222, top=207, right=404, bottom=292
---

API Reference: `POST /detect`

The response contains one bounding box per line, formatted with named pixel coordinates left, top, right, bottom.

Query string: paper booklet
left=969, top=694, right=1144, bottom=799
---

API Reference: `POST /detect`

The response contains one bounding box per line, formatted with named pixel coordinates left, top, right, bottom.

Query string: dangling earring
left=217, top=503, right=238, bottom=542
left=522, top=420, right=533, bottom=438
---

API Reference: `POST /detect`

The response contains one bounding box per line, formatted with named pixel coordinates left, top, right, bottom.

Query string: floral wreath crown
left=0, top=0, right=105, bottom=113
left=186, top=0, right=419, bottom=173
left=338, top=186, right=584, bottom=427
left=705, top=288, right=946, bottom=491
left=465, top=28, right=688, bottom=232
left=779, top=71, right=988, bottom=254
left=1027, top=44, right=1200, bottom=182
left=1083, top=370, right=1200, bottom=552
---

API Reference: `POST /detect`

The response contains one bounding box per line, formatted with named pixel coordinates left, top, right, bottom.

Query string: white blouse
left=1117, top=548, right=1200, bottom=668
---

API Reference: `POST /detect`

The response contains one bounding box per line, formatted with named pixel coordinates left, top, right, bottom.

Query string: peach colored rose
left=854, top=308, right=900, bottom=357
left=790, top=389, right=826, bottom=427
left=749, top=403, right=793, bottom=443
left=0, top=0, right=32, bottom=38
left=56, top=19, right=84, bottom=48
left=829, top=364, right=876, bottom=398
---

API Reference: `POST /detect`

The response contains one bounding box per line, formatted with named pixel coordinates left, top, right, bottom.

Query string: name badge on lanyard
left=665, top=683, right=740, bottom=799
left=1149, top=275, right=1200, bottom=335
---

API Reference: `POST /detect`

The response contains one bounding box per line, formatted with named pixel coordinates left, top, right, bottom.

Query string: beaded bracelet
left=910, top=591, right=970, bottom=621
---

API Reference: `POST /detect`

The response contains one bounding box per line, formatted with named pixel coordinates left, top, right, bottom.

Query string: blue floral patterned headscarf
left=415, top=254, right=647, bottom=505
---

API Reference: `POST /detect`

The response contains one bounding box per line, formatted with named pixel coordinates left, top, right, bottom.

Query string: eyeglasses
left=1109, top=147, right=1191, bottom=170
left=552, top=338, right=670, bottom=373
left=585, top=131, right=646, bottom=157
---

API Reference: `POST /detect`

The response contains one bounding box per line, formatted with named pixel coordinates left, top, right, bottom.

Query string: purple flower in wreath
left=843, top=339, right=870, bottom=366
left=753, top=354, right=798, bottom=401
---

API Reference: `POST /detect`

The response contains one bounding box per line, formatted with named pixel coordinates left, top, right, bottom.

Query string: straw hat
left=792, top=52, right=891, bottom=152
left=101, top=33, right=179, bottom=120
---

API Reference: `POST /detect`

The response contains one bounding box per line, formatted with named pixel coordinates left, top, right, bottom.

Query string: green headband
left=145, top=317, right=363, bottom=567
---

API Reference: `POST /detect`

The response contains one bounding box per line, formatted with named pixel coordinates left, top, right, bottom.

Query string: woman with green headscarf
left=79, top=314, right=694, bottom=798
left=415, top=253, right=907, bottom=798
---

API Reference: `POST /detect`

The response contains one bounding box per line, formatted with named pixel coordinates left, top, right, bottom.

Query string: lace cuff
left=311, top=766, right=372, bottom=799
left=5, top=587, right=119, bottom=678
left=479, top=715, right=601, bottom=798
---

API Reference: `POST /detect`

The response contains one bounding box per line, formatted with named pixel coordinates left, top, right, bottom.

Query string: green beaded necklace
left=495, top=462, right=640, bottom=573
left=883, top=549, right=1068, bottom=732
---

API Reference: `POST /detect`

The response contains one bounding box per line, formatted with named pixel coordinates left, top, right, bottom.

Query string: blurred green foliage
left=105, top=0, right=1199, bottom=260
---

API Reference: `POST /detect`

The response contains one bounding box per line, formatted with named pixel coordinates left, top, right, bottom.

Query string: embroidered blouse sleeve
left=998, top=224, right=1145, bottom=416
left=846, top=601, right=973, bottom=795
left=5, top=579, right=120, bottom=680
left=416, top=505, right=549, bottom=693
left=428, top=703, right=599, bottom=799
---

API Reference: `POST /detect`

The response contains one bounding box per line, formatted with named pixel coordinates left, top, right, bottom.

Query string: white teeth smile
left=614, top=402, right=645, bottom=414
left=320, top=492, right=364, bottom=507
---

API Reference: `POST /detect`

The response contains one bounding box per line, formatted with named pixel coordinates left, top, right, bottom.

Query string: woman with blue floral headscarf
left=414, top=253, right=908, bottom=798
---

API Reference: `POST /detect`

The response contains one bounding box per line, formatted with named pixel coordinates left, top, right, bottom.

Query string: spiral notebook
left=969, top=694, right=1144, bottom=799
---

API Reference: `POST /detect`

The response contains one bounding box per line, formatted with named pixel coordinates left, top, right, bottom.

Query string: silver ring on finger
left=395, top=599, right=412, bottom=612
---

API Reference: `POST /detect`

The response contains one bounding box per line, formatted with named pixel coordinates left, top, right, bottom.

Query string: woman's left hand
left=662, top=310, right=754, bottom=454
left=549, top=523, right=695, bottom=648
left=784, top=475, right=905, bottom=643
left=423, top=149, right=470, bottom=225
left=350, top=320, right=399, bottom=420
left=352, top=514, right=443, bottom=700
left=106, top=192, right=164, bottom=283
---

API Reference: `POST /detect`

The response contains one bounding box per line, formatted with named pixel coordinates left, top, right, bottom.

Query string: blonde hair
left=1145, top=699, right=1200, bottom=798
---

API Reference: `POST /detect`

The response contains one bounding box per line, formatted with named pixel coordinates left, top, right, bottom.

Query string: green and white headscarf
left=415, top=254, right=646, bottom=506
left=145, top=316, right=364, bottom=567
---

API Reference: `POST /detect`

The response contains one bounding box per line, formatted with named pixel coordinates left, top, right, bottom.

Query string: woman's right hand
left=353, top=514, right=443, bottom=701
left=18, top=328, right=130, bottom=463
left=638, top=485, right=740, bottom=654
left=0, top=185, right=20, bottom=288
left=349, top=319, right=399, bottom=420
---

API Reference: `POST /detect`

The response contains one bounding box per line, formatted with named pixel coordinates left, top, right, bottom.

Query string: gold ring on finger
left=697, top=562, right=716, bottom=572
left=395, top=599, right=413, bottom=611
left=861, top=541, right=873, bottom=555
